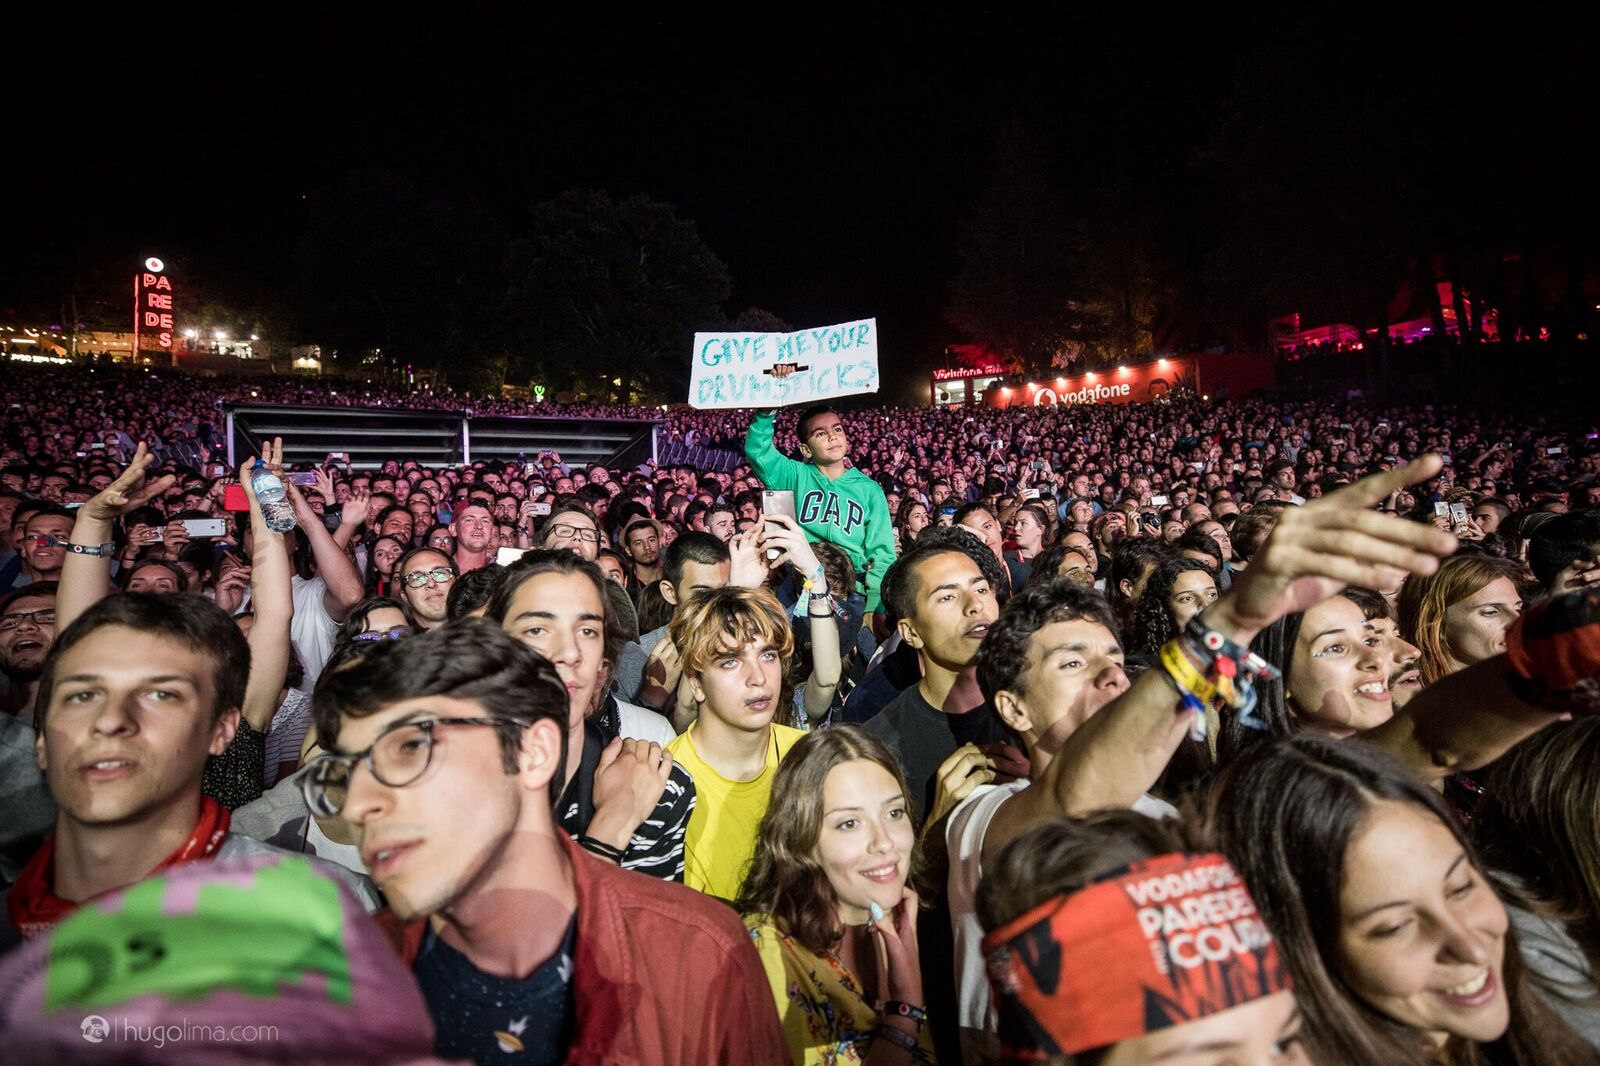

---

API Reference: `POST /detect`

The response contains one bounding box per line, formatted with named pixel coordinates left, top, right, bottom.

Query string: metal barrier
left=225, top=404, right=659, bottom=471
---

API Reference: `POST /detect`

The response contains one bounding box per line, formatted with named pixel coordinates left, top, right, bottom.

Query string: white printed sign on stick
left=688, top=318, right=879, bottom=409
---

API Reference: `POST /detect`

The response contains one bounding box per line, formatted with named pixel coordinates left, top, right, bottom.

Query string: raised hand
left=587, top=738, right=675, bottom=856
left=1221, top=455, right=1458, bottom=638
left=728, top=515, right=770, bottom=588
left=79, top=443, right=177, bottom=522
left=758, top=513, right=821, bottom=576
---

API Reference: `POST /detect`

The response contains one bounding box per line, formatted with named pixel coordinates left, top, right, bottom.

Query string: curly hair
left=1127, top=556, right=1214, bottom=657
left=977, top=579, right=1120, bottom=703
left=737, top=725, right=928, bottom=954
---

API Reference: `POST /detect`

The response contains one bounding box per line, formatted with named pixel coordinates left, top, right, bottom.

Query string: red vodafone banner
left=986, top=356, right=1199, bottom=408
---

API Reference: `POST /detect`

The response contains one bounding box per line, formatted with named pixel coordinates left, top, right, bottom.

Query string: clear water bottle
left=251, top=460, right=297, bottom=533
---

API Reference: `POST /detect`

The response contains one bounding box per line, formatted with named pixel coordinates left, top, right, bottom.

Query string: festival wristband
left=873, top=1025, right=918, bottom=1052
left=882, top=1001, right=926, bottom=1025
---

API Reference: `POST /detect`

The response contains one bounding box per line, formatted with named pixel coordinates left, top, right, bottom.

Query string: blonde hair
left=1397, top=553, right=1523, bottom=685
left=669, top=585, right=795, bottom=679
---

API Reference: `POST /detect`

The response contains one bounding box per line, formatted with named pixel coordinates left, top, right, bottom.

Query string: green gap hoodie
left=744, top=411, right=897, bottom=614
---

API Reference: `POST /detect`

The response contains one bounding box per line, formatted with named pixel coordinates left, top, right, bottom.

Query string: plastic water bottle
left=251, top=461, right=297, bottom=533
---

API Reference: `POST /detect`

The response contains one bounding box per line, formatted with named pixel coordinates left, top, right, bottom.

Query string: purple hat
left=0, top=853, right=453, bottom=1064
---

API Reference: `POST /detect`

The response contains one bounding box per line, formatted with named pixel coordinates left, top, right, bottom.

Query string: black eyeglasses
left=544, top=522, right=599, bottom=544
left=0, top=608, right=55, bottom=632
left=401, top=565, right=456, bottom=589
left=301, top=716, right=510, bottom=817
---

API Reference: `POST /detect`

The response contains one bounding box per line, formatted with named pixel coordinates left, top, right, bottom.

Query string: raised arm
left=57, top=443, right=176, bottom=631
left=743, top=409, right=797, bottom=490
left=286, top=478, right=363, bottom=623
left=986, top=457, right=1460, bottom=857
left=762, top=515, right=841, bottom=722
left=239, top=446, right=292, bottom=733
left=1360, top=584, right=1600, bottom=779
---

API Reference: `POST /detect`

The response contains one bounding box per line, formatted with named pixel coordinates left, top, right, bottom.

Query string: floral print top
left=745, top=913, right=937, bottom=1065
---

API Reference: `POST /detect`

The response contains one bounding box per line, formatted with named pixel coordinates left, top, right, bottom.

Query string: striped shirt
left=557, top=718, right=695, bottom=883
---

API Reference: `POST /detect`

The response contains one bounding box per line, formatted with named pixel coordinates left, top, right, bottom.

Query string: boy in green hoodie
left=744, top=397, right=896, bottom=615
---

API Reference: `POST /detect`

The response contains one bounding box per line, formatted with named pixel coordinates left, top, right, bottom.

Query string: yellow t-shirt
left=666, top=723, right=805, bottom=901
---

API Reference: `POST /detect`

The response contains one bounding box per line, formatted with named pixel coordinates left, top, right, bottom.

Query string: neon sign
left=932, top=364, right=1005, bottom=381
left=133, top=256, right=176, bottom=356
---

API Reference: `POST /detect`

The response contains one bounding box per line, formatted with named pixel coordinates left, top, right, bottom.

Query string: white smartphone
left=496, top=547, right=528, bottom=566
left=182, top=519, right=229, bottom=538
left=761, top=490, right=797, bottom=560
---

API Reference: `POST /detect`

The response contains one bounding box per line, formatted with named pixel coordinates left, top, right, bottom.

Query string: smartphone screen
left=496, top=547, right=528, bottom=566
left=290, top=472, right=319, bottom=487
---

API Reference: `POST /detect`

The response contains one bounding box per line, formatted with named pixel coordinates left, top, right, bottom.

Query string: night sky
left=6, top=14, right=1591, bottom=400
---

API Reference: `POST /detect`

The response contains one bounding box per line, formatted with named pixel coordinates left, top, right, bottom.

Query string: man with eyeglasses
left=305, top=621, right=786, bottom=1065
left=396, top=547, right=456, bottom=632
left=1, top=593, right=377, bottom=949
left=0, top=583, right=59, bottom=881
left=538, top=504, right=601, bottom=562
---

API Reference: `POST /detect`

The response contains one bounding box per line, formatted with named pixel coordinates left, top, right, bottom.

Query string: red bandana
left=982, top=852, right=1291, bottom=1059
left=7, top=797, right=232, bottom=940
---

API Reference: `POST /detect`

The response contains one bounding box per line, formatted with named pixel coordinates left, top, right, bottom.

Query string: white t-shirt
left=615, top=699, right=677, bottom=745
left=946, top=780, right=1178, bottom=1064
left=306, top=816, right=368, bottom=877
left=290, top=575, right=339, bottom=692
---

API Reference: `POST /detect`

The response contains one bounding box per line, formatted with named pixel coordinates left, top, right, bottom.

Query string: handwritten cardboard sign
left=689, top=318, right=879, bottom=409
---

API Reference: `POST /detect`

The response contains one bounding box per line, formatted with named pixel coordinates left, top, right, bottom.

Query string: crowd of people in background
left=2, top=360, right=1599, bottom=1065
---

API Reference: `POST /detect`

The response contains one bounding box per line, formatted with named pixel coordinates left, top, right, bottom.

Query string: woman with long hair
left=739, top=725, right=936, bottom=1064
left=1475, top=720, right=1600, bottom=1045
left=1126, top=555, right=1219, bottom=659
left=1210, top=734, right=1598, bottom=1065
left=1004, top=503, right=1054, bottom=589
left=1399, top=554, right=1525, bottom=686
left=363, top=534, right=407, bottom=597
left=895, top=497, right=931, bottom=552
left=1217, top=590, right=1405, bottom=762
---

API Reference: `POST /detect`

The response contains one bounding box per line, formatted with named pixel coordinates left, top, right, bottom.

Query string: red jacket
left=397, top=831, right=787, bottom=1064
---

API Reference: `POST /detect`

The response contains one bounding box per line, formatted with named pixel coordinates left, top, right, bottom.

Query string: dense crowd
left=2, top=361, right=1599, bottom=1065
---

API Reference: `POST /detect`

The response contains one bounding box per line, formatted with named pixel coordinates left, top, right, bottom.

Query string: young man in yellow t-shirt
left=665, top=586, right=805, bottom=901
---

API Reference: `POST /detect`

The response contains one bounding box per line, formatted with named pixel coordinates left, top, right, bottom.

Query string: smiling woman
left=1212, top=735, right=1596, bottom=1066
left=739, top=725, right=937, bottom=1065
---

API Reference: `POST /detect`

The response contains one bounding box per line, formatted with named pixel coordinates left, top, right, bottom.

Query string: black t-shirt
left=415, top=916, right=578, bottom=1066
left=862, top=683, right=1014, bottom=826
